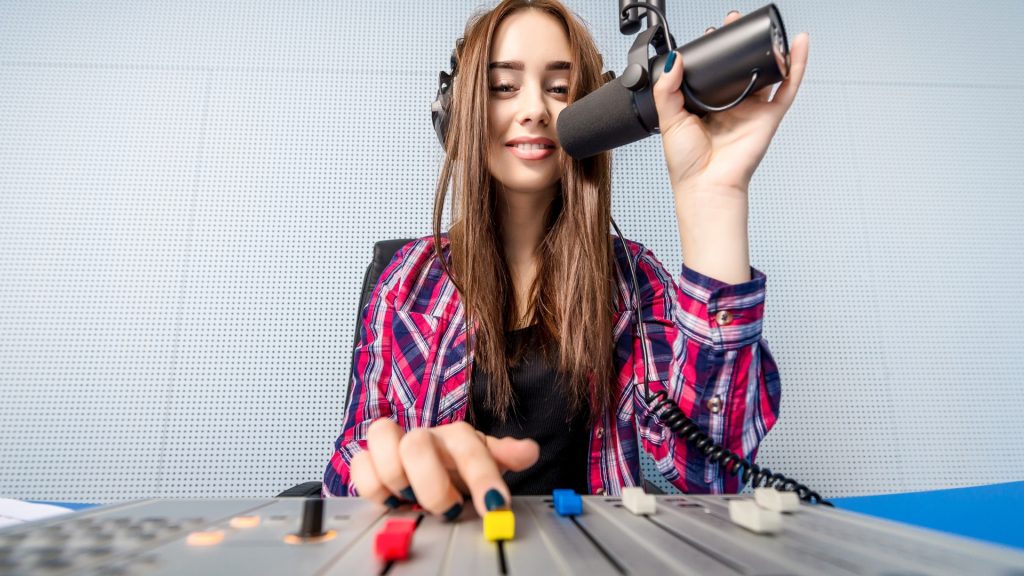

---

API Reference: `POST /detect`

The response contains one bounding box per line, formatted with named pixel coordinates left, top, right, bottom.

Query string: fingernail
left=384, top=495, right=402, bottom=509
left=705, top=26, right=716, bottom=34
left=442, top=502, right=463, bottom=522
left=400, top=487, right=417, bottom=504
left=727, top=10, right=740, bottom=16
left=484, top=489, right=506, bottom=511
left=664, top=51, right=677, bottom=73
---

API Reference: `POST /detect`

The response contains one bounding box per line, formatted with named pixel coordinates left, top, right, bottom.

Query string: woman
left=323, top=0, right=809, bottom=522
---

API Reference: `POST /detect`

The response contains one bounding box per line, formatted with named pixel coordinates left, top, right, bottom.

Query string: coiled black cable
left=610, top=217, right=831, bottom=506
left=649, top=390, right=829, bottom=505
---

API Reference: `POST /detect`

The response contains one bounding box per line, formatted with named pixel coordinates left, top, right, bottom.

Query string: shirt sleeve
left=322, top=244, right=411, bottom=497
left=631, top=247, right=782, bottom=494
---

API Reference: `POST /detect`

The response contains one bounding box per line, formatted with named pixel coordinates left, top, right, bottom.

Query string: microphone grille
left=557, top=78, right=652, bottom=159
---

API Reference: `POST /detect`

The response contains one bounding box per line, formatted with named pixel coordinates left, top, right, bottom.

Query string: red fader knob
left=375, top=530, right=412, bottom=561
left=374, top=518, right=417, bottom=561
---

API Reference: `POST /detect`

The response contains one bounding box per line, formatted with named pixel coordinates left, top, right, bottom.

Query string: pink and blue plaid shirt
left=323, top=233, right=780, bottom=497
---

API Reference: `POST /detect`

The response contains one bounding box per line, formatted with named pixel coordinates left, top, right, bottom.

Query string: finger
left=484, top=436, right=540, bottom=473
left=433, top=432, right=537, bottom=488
left=652, top=48, right=689, bottom=132
left=432, top=422, right=510, bottom=518
left=349, top=450, right=391, bottom=506
left=399, top=428, right=464, bottom=520
left=366, top=418, right=413, bottom=505
left=769, top=32, right=809, bottom=116
left=704, top=26, right=716, bottom=35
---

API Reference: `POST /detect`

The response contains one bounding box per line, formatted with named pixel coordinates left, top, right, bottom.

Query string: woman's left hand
left=652, top=11, right=809, bottom=198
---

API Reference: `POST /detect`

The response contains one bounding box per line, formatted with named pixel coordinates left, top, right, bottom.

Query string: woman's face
left=487, top=9, right=572, bottom=196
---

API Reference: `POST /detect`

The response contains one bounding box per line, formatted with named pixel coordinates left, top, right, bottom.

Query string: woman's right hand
left=350, top=419, right=540, bottom=520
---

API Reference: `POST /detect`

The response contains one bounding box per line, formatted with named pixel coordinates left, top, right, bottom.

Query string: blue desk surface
left=26, top=481, right=1024, bottom=551
left=830, top=480, right=1024, bottom=551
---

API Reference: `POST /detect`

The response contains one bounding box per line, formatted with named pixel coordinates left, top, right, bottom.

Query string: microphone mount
left=617, top=2, right=677, bottom=133
left=618, top=0, right=667, bottom=42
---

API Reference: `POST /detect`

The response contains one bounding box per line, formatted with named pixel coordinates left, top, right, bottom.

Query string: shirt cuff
left=678, top=263, right=767, bottom=350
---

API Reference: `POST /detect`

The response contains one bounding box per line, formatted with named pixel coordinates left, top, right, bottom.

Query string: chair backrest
left=352, top=239, right=415, bottom=350
left=347, top=239, right=415, bottom=406
left=288, top=237, right=664, bottom=499
left=278, top=240, right=414, bottom=498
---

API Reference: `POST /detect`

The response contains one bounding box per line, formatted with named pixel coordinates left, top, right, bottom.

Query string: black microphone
left=557, top=4, right=790, bottom=159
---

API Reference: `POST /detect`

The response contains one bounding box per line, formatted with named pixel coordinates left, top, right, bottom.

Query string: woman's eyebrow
left=488, top=60, right=572, bottom=71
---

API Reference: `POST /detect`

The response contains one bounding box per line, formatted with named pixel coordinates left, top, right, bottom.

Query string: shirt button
left=595, top=427, right=604, bottom=439
left=715, top=310, right=733, bottom=326
left=706, top=395, right=723, bottom=414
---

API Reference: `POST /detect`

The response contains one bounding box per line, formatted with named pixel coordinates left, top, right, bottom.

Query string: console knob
left=299, top=498, right=325, bottom=538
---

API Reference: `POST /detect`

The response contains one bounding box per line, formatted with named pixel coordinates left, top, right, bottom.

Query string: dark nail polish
left=442, top=502, right=463, bottom=522
left=384, top=495, right=402, bottom=509
left=484, top=489, right=506, bottom=511
left=664, top=51, right=677, bottom=73
left=400, top=487, right=417, bottom=504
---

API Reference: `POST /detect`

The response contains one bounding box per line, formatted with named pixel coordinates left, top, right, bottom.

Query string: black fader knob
left=299, top=498, right=325, bottom=538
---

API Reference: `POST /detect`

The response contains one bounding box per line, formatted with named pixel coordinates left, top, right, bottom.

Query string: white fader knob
left=621, top=487, right=657, bottom=515
left=728, top=500, right=781, bottom=535
left=754, top=488, right=800, bottom=513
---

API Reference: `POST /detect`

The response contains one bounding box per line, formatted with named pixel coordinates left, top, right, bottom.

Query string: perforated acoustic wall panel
left=1, top=1, right=1022, bottom=501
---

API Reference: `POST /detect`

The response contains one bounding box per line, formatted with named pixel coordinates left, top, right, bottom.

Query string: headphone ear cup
left=431, top=70, right=452, bottom=148
left=432, top=40, right=463, bottom=150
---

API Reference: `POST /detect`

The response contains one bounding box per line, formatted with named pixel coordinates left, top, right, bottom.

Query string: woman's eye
left=489, top=84, right=570, bottom=95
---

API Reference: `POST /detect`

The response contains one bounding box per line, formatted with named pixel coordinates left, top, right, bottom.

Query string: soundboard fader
left=1, top=494, right=1022, bottom=576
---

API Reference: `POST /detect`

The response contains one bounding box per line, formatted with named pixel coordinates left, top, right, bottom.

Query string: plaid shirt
left=323, top=233, right=780, bottom=497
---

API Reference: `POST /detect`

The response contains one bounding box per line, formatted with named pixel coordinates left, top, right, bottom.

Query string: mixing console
left=2, top=490, right=1023, bottom=575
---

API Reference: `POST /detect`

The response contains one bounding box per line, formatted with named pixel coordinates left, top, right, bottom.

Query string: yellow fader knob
left=483, top=510, right=515, bottom=542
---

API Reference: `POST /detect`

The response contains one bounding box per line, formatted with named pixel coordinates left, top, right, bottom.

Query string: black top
left=467, top=324, right=591, bottom=495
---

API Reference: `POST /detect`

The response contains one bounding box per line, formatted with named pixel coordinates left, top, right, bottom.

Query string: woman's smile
left=506, top=142, right=556, bottom=160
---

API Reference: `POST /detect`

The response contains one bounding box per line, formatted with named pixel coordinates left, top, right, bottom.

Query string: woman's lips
left=506, top=144, right=555, bottom=160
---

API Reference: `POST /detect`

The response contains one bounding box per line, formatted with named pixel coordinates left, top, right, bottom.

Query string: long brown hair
left=432, top=0, right=615, bottom=425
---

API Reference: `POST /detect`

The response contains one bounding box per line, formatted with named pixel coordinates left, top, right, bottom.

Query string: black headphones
left=429, top=37, right=616, bottom=150
left=430, top=38, right=464, bottom=149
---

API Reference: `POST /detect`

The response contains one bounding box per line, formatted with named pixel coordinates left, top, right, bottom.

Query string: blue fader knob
left=552, top=489, right=583, bottom=517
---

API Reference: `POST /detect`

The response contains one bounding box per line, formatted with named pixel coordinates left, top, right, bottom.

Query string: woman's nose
left=516, top=85, right=551, bottom=127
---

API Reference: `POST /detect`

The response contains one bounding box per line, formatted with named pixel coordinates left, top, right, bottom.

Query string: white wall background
left=1, top=0, right=1022, bottom=502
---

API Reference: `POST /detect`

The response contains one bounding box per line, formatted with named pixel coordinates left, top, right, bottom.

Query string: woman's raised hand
left=652, top=10, right=810, bottom=197
left=350, top=419, right=540, bottom=519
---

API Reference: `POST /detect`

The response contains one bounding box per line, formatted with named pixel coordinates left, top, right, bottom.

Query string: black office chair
left=278, top=238, right=414, bottom=498
left=276, top=237, right=666, bottom=498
